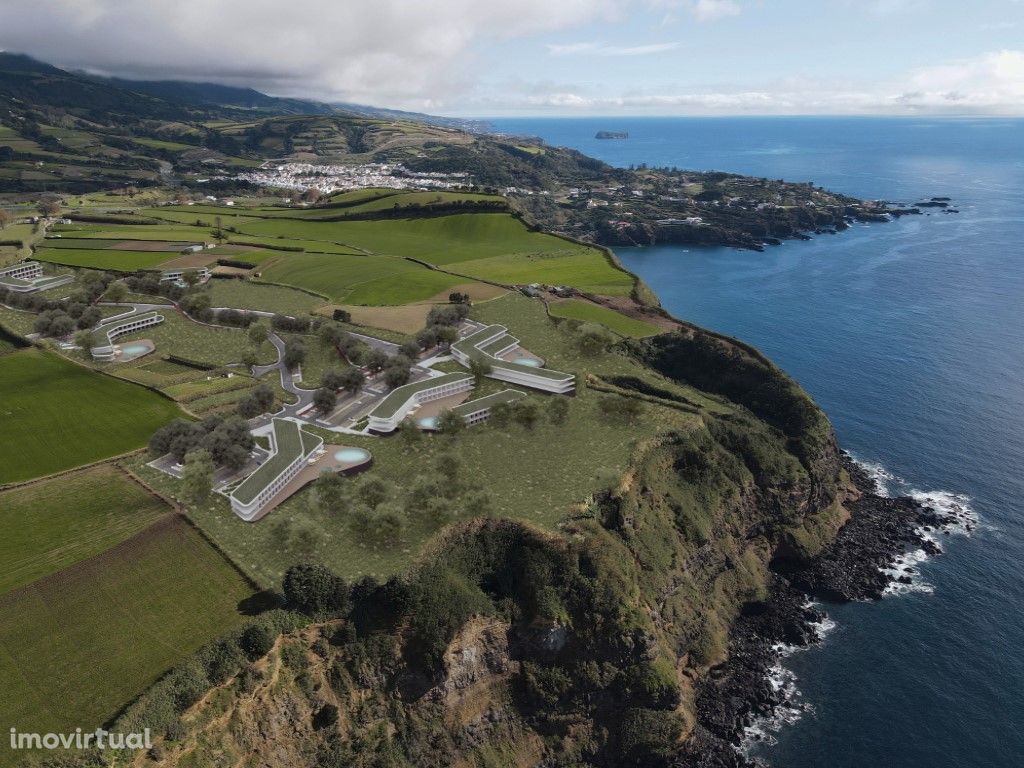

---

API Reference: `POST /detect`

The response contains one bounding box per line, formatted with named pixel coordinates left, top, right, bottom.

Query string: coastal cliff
left=73, top=324, right=958, bottom=768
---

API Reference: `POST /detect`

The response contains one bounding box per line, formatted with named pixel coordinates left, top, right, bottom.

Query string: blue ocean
left=490, top=116, right=1024, bottom=767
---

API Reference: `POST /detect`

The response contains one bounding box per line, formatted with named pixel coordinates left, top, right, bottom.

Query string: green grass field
left=0, top=349, right=182, bottom=484
left=258, top=252, right=466, bottom=305
left=35, top=247, right=173, bottom=271
left=205, top=278, right=325, bottom=315
left=0, top=465, right=171, bottom=596
left=236, top=213, right=634, bottom=297
left=0, top=515, right=254, bottom=755
left=548, top=299, right=664, bottom=337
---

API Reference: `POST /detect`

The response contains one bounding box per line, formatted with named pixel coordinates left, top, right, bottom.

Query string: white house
left=160, top=267, right=211, bottom=284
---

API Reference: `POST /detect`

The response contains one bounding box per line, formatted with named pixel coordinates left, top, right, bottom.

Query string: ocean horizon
left=490, top=115, right=1024, bottom=767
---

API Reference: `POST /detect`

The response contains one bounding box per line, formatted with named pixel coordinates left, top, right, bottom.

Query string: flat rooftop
left=370, top=372, right=474, bottom=420
left=450, top=389, right=526, bottom=417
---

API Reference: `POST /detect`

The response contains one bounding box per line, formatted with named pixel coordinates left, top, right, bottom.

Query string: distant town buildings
left=232, top=162, right=470, bottom=194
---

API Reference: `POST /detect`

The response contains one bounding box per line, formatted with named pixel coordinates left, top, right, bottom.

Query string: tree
left=73, top=330, right=93, bottom=358
left=356, top=476, right=393, bottom=510
left=104, top=280, right=128, bottom=303
left=435, top=452, right=461, bottom=486
left=511, top=400, right=540, bottom=430
left=383, top=363, right=411, bottom=389
left=398, top=341, right=421, bottom=360
left=282, top=563, right=350, bottom=619
left=416, top=327, right=438, bottom=350
left=247, top=322, right=269, bottom=346
left=448, top=291, right=470, bottom=305
left=489, top=401, right=512, bottom=428
left=434, top=325, right=458, bottom=348
left=317, top=321, right=343, bottom=349
left=76, top=306, right=101, bottom=330
left=315, top=471, right=349, bottom=513
left=547, top=396, right=570, bottom=425
left=468, top=357, right=492, bottom=385
left=598, top=394, right=644, bottom=424
left=576, top=322, right=615, bottom=356
left=0, top=210, right=10, bottom=230
left=36, top=195, right=61, bottom=217
left=436, top=409, right=465, bottom=436
left=339, top=367, right=365, bottom=394
left=397, top=418, right=421, bottom=447
left=313, top=387, right=337, bottom=414
left=364, top=349, right=388, bottom=372
left=283, top=337, right=305, bottom=371
left=181, top=448, right=215, bottom=505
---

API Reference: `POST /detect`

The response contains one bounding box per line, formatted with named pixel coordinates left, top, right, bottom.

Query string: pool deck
left=244, top=443, right=372, bottom=521
left=407, top=390, right=473, bottom=422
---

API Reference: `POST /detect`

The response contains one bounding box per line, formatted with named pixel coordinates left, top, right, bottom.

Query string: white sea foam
left=740, top=601, right=833, bottom=753
left=741, top=458, right=977, bottom=756
left=848, top=454, right=977, bottom=595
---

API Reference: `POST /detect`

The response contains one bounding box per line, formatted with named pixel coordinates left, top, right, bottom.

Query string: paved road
left=252, top=333, right=316, bottom=417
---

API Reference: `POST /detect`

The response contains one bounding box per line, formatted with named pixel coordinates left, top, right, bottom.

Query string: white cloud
left=472, top=50, right=1024, bottom=115
left=0, top=0, right=620, bottom=108
left=687, top=0, right=741, bottom=21
left=547, top=41, right=680, bottom=56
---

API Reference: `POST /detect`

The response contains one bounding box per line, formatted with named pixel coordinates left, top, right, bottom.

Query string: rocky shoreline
left=671, top=453, right=963, bottom=768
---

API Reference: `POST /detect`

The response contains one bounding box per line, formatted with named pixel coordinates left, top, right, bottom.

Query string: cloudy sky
left=0, top=0, right=1022, bottom=115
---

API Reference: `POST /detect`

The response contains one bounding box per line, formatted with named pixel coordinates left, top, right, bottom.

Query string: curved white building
left=451, top=324, right=575, bottom=394
left=90, top=311, right=164, bottom=360
left=367, top=372, right=474, bottom=433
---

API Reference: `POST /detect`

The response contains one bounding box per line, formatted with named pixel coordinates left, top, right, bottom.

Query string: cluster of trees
left=1, top=270, right=115, bottom=339
left=317, top=321, right=369, bottom=365
left=236, top=383, right=275, bottom=419
left=413, top=303, right=469, bottom=352
left=149, top=414, right=256, bottom=471
left=271, top=313, right=312, bottom=333
left=313, top=367, right=366, bottom=414
left=312, top=452, right=492, bottom=548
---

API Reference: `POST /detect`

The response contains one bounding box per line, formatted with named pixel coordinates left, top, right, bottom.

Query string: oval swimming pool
left=121, top=344, right=150, bottom=356
left=333, top=448, right=370, bottom=463
left=416, top=416, right=438, bottom=429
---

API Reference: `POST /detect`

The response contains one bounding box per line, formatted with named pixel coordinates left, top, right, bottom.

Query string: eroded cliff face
left=127, top=329, right=856, bottom=768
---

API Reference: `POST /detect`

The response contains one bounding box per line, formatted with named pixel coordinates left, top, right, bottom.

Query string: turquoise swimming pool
left=516, top=358, right=542, bottom=367
left=416, top=416, right=438, bottom=429
left=333, top=448, right=370, bottom=463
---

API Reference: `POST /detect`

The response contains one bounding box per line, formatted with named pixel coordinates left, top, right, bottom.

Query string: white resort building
left=451, top=324, right=575, bottom=394
left=449, top=389, right=526, bottom=426
left=229, top=418, right=324, bottom=520
left=160, top=267, right=211, bottom=284
left=367, top=372, right=475, bottom=433
left=90, top=311, right=164, bottom=360
left=0, top=261, right=74, bottom=293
